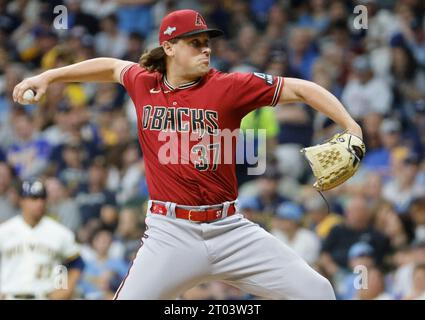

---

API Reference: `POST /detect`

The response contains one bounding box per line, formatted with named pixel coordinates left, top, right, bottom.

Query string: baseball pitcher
left=13, top=10, right=364, bottom=299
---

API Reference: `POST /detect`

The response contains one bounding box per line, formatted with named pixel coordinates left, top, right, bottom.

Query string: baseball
left=22, top=89, right=35, bottom=104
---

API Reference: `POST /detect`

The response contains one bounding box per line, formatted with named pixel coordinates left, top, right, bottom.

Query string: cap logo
left=31, top=181, right=44, bottom=194
left=195, top=13, right=206, bottom=26
left=164, top=26, right=176, bottom=36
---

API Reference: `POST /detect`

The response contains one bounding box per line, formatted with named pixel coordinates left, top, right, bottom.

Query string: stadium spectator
left=75, top=159, right=116, bottom=225
left=382, top=152, right=424, bottom=213
left=45, top=177, right=82, bottom=233
left=53, top=142, right=88, bottom=194
left=333, top=242, right=377, bottom=300
left=95, top=14, right=128, bottom=58
left=390, top=239, right=425, bottom=299
left=271, top=201, right=320, bottom=265
left=342, top=55, right=393, bottom=120
left=79, top=228, right=128, bottom=299
left=409, top=197, right=425, bottom=242
left=0, top=162, right=18, bottom=223
left=403, top=263, right=425, bottom=300
left=65, top=0, right=99, bottom=35
left=374, top=201, right=413, bottom=251
left=362, top=118, right=406, bottom=177
left=6, top=111, right=51, bottom=179
left=304, top=194, right=343, bottom=239
left=247, top=166, right=288, bottom=217
left=355, top=266, right=393, bottom=300
left=319, top=196, right=390, bottom=276
left=110, top=207, right=145, bottom=262
left=287, top=27, right=319, bottom=80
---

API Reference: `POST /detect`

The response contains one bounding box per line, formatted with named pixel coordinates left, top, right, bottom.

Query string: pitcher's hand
left=13, top=74, right=50, bottom=105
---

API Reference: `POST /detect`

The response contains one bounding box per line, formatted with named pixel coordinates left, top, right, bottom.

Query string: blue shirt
left=362, top=148, right=391, bottom=175
left=79, top=257, right=128, bottom=299
left=6, top=138, right=51, bottom=179
left=75, top=186, right=117, bottom=224
left=288, top=47, right=319, bottom=80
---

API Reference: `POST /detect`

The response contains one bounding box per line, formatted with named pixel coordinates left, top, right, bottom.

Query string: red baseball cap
left=159, top=9, right=223, bottom=45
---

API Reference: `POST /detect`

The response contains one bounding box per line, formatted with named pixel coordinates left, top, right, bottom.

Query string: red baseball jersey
left=121, top=64, right=284, bottom=205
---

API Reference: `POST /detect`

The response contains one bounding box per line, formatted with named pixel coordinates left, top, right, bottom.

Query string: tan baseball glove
left=301, top=131, right=366, bottom=191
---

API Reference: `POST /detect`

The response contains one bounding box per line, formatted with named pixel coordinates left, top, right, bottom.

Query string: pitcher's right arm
left=13, top=58, right=134, bottom=104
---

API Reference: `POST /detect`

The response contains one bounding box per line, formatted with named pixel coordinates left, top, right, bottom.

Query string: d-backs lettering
left=142, top=105, right=219, bottom=135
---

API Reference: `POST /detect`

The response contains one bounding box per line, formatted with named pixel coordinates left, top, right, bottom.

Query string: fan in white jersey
left=0, top=180, right=84, bottom=299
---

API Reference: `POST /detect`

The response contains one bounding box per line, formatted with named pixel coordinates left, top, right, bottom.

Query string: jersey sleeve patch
left=253, top=72, right=274, bottom=86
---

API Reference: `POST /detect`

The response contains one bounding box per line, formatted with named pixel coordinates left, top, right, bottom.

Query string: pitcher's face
left=166, top=33, right=212, bottom=78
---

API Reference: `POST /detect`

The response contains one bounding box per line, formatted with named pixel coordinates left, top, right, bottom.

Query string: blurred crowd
left=0, top=0, right=425, bottom=300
